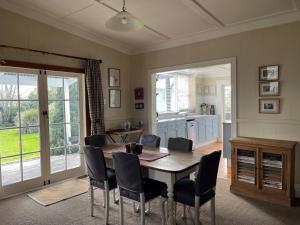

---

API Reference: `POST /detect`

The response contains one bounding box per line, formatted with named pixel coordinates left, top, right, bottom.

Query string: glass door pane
left=47, top=75, right=81, bottom=174
left=0, top=70, right=41, bottom=186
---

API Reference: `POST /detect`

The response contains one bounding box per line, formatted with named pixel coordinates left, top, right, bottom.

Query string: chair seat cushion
left=90, top=168, right=117, bottom=190
left=120, top=178, right=167, bottom=202
left=162, top=178, right=215, bottom=207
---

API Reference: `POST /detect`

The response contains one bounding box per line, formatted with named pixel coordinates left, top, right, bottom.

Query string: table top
left=106, top=128, right=143, bottom=135
left=102, top=144, right=203, bottom=173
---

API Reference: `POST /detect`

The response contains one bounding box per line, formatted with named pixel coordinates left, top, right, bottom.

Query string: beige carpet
left=28, top=179, right=89, bottom=206
left=1, top=178, right=299, bottom=225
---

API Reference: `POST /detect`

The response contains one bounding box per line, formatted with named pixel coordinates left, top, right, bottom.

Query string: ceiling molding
left=132, top=10, right=300, bottom=54
left=0, top=0, right=133, bottom=54
left=179, top=0, right=224, bottom=28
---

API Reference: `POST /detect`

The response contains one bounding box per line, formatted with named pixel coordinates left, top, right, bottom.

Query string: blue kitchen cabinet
left=205, top=117, right=213, bottom=140
left=212, top=116, right=219, bottom=139
left=176, top=120, right=187, bottom=138
left=196, top=118, right=206, bottom=143
left=157, top=122, right=168, bottom=147
left=223, top=122, right=232, bottom=158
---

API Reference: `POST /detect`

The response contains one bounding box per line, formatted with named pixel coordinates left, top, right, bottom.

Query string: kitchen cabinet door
left=197, top=118, right=206, bottom=143
left=205, top=117, right=213, bottom=140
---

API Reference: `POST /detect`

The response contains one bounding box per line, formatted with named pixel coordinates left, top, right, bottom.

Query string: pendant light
left=105, top=0, right=144, bottom=32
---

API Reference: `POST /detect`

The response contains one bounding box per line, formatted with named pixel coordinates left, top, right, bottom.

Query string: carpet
left=1, top=178, right=299, bottom=225
left=27, top=178, right=89, bottom=206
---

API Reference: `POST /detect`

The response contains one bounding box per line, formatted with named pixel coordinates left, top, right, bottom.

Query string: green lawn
left=0, top=129, right=40, bottom=164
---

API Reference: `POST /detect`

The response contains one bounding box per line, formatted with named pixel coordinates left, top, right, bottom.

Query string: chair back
left=139, top=134, right=161, bottom=147
left=168, top=137, right=193, bottom=151
left=84, top=145, right=107, bottom=181
left=112, top=152, right=144, bottom=193
left=195, top=150, right=221, bottom=195
left=84, top=134, right=106, bottom=147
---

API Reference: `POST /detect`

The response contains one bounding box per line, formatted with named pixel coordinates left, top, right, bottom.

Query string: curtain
left=85, top=60, right=105, bottom=135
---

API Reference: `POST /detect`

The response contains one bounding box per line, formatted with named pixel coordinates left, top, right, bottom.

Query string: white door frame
left=0, top=67, right=86, bottom=198
left=148, top=57, right=237, bottom=138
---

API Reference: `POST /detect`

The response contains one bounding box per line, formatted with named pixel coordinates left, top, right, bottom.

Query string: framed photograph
left=108, top=68, right=120, bottom=87
left=109, top=89, right=121, bottom=108
left=259, top=81, right=280, bottom=97
left=259, top=65, right=279, bottom=81
left=259, top=99, right=280, bottom=114
left=135, top=102, right=144, bottom=110
left=134, top=88, right=144, bottom=100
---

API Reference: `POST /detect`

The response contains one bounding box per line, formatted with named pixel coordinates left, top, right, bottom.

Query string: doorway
left=0, top=66, right=85, bottom=197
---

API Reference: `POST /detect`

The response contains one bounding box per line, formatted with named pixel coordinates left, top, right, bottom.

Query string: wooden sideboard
left=230, top=137, right=297, bottom=206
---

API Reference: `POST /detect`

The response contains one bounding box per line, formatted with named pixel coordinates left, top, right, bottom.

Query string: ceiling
left=158, top=64, right=231, bottom=78
left=1, top=0, right=300, bottom=54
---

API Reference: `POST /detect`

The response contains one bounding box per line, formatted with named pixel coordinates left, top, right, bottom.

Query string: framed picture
left=259, top=98, right=280, bottom=114
left=259, top=65, right=279, bottom=81
left=108, top=68, right=120, bottom=87
left=259, top=81, right=280, bottom=97
left=135, top=102, right=144, bottom=110
left=109, top=89, right=121, bottom=108
left=134, top=88, right=144, bottom=100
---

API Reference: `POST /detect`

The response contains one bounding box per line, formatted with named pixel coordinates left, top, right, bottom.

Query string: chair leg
left=160, top=197, right=166, bottom=225
left=104, top=181, right=110, bottom=225
left=133, top=202, right=139, bottom=213
left=182, top=204, right=186, bottom=219
left=119, top=189, right=124, bottom=225
left=90, top=184, right=94, bottom=217
left=113, top=189, right=119, bottom=204
left=140, top=193, right=145, bottom=225
left=194, top=196, right=200, bottom=225
left=102, top=190, right=106, bottom=208
left=211, top=197, right=216, bottom=225
left=145, top=202, right=151, bottom=215
left=174, top=203, right=177, bottom=221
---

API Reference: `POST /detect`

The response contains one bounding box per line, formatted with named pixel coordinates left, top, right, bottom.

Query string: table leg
left=167, top=176, right=176, bottom=225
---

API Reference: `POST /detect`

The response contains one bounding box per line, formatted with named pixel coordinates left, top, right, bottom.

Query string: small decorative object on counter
left=210, top=105, right=216, bottom=115
left=123, top=120, right=131, bottom=131
left=137, top=121, right=144, bottom=128
left=200, top=103, right=209, bottom=115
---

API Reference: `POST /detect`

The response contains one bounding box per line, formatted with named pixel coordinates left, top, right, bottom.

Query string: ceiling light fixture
left=105, top=0, right=144, bottom=32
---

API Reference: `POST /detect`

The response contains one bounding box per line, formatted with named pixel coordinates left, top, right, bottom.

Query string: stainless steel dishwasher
left=186, top=119, right=197, bottom=148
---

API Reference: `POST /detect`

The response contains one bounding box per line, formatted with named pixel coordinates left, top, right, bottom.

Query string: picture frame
left=259, top=98, right=280, bottom=114
left=135, top=102, right=144, bottom=110
left=134, top=88, right=144, bottom=100
left=109, top=89, right=121, bottom=108
left=259, top=65, right=279, bottom=81
left=259, top=81, right=280, bottom=97
left=108, top=68, right=120, bottom=87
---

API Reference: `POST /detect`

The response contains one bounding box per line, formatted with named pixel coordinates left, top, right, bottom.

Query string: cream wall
left=0, top=8, right=132, bottom=129
left=131, top=21, right=300, bottom=184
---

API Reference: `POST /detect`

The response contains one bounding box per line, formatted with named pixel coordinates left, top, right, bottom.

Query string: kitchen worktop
left=157, top=114, right=216, bottom=123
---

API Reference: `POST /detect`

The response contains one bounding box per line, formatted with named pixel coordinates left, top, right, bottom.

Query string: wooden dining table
left=101, top=144, right=204, bottom=225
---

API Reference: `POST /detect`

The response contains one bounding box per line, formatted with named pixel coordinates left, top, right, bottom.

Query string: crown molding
left=132, top=9, right=300, bottom=54
left=0, top=0, right=133, bottom=55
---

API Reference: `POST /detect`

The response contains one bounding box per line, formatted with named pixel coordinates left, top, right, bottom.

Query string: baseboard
left=295, top=184, right=300, bottom=198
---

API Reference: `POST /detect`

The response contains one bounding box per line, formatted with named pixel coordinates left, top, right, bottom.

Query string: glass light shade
left=105, top=11, right=144, bottom=32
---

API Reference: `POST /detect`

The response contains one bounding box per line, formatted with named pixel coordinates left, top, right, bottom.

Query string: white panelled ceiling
left=0, top=0, right=300, bottom=54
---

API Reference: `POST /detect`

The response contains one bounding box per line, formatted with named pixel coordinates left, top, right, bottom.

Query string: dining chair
left=162, top=150, right=221, bottom=225
left=112, top=152, right=167, bottom=225
left=85, top=135, right=118, bottom=204
left=83, top=145, right=118, bottom=225
left=139, top=134, right=161, bottom=147
left=167, top=137, right=193, bottom=151
left=84, top=134, right=106, bottom=147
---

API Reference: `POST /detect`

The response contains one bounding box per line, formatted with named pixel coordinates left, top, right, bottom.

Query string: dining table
left=101, top=144, right=204, bottom=225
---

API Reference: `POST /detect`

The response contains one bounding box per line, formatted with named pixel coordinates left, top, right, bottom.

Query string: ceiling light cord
left=122, top=0, right=126, bottom=11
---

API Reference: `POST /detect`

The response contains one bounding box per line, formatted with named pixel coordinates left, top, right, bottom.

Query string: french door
left=0, top=67, right=85, bottom=197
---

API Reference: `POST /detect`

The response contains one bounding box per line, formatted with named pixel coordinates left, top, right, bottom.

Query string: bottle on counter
left=210, top=105, right=216, bottom=115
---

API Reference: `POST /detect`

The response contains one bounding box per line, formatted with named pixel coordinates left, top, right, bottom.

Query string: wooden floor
left=194, top=142, right=231, bottom=179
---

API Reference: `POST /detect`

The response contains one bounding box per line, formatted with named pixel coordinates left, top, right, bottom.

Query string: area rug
left=28, top=178, right=89, bottom=206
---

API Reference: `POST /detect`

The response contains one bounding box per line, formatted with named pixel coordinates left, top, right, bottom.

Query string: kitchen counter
left=158, top=114, right=216, bottom=123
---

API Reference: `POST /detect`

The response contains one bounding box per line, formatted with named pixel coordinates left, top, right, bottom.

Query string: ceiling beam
left=180, top=0, right=225, bottom=28
left=94, top=0, right=170, bottom=40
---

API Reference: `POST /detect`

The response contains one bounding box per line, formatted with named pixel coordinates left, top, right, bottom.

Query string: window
left=156, top=74, right=189, bottom=113
left=223, top=85, right=231, bottom=122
